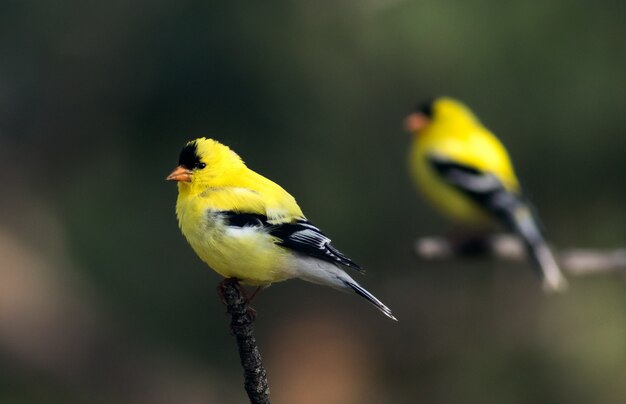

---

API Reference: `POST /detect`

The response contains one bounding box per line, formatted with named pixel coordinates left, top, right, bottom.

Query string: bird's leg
left=447, top=227, right=492, bottom=256
left=238, top=284, right=269, bottom=319
left=247, top=285, right=266, bottom=303
left=217, top=278, right=257, bottom=320
left=217, top=277, right=237, bottom=303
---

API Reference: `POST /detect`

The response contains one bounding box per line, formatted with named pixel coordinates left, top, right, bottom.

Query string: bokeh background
left=1, top=1, right=624, bottom=403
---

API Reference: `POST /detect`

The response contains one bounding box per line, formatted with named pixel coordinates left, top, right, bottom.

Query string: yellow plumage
left=406, top=97, right=567, bottom=292
left=409, top=98, right=519, bottom=226
left=173, top=139, right=303, bottom=284
left=167, top=138, right=396, bottom=319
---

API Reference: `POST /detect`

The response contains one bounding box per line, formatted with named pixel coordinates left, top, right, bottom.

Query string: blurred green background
left=1, top=1, right=624, bottom=403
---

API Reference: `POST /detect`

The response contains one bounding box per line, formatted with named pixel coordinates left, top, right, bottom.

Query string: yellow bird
left=166, top=137, right=396, bottom=320
left=405, top=97, right=567, bottom=292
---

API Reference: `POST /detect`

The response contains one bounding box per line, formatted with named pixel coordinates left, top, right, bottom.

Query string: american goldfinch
left=405, top=97, right=567, bottom=292
left=166, top=138, right=396, bottom=320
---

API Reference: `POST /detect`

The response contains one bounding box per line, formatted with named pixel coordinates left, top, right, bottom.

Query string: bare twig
left=414, top=235, right=626, bottom=275
left=219, top=278, right=270, bottom=404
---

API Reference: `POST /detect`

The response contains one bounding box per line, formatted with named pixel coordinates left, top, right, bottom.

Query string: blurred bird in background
left=405, top=97, right=568, bottom=292
left=166, top=138, right=396, bottom=319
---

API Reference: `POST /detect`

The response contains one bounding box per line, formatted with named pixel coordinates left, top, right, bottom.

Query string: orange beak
left=404, top=112, right=430, bottom=133
left=166, top=166, right=192, bottom=182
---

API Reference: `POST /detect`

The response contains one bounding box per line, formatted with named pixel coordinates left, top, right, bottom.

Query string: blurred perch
left=415, top=235, right=626, bottom=275
left=219, top=279, right=270, bottom=404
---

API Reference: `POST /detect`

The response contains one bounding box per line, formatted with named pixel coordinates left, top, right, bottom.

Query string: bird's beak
left=166, top=166, right=192, bottom=182
left=404, top=112, right=429, bottom=133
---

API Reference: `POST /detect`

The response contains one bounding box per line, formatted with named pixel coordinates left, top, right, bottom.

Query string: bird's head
left=404, top=97, right=479, bottom=135
left=166, top=137, right=245, bottom=192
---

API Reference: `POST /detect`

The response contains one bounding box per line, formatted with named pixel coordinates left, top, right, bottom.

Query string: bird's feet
left=447, top=228, right=492, bottom=256
left=217, top=278, right=258, bottom=320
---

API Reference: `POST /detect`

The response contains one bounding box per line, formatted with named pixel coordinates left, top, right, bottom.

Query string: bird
left=166, top=137, right=396, bottom=320
left=405, top=97, right=568, bottom=292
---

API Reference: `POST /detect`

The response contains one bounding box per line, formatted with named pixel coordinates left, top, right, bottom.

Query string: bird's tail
left=296, top=259, right=397, bottom=320
left=496, top=195, right=568, bottom=293
left=343, top=279, right=397, bottom=321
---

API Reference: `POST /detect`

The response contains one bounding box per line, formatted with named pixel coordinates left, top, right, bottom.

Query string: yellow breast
left=175, top=194, right=294, bottom=285
left=409, top=122, right=519, bottom=226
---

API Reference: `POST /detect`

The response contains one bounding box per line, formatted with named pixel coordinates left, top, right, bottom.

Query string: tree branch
left=414, top=235, right=626, bottom=275
left=219, top=278, right=271, bottom=404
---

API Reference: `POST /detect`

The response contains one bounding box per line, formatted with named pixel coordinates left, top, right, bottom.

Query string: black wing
left=220, top=212, right=269, bottom=228
left=429, top=156, right=502, bottom=198
left=426, top=155, right=565, bottom=288
left=270, top=220, right=362, bottom=271
left=427, top=155, right=518, bottom=217
left=220, top=212, right=362, bottom=271
left=427, top=154, right=547, bottom=245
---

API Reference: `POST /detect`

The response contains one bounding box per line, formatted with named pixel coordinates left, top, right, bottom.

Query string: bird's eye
left=197, top=162, right=206, bottom=169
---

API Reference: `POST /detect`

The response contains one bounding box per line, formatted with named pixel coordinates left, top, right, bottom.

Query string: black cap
left=178, top=141, right=201, bottom=169
left=414, top=98, right=435, bottom=117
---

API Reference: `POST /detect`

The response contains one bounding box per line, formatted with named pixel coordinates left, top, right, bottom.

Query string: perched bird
left=405, top=97, right=567, bottom=292
left=167, top=137, right=396, bottom=320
